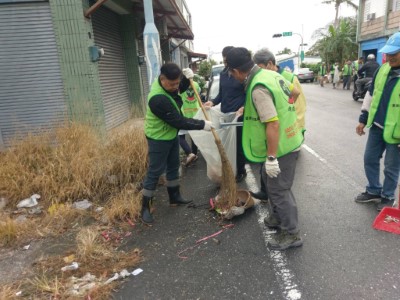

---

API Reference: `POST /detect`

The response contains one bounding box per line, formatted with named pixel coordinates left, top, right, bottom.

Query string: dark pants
left=143, top=137, right=180, bottom=196
left=262, top=151, right=299, bottom=233
left=179, top=134, right=198, bottom=155
left=236, top=115, right=246, bottom=175
left=343, top=75, right=351, bottom=89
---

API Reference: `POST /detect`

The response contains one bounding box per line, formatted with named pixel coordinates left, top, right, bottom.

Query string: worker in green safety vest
left=226, top=47, right=304, bottom=251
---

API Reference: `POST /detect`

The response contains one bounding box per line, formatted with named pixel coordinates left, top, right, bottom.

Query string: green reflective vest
left=242, top=69, right=304, bottom=162
left=180, top=81, right=200, bottom=118
left=144, top=79, right=180, bottom=140
left=343, top=64, right=351, bottom=76
left=367, top=63, right=400, bottom=144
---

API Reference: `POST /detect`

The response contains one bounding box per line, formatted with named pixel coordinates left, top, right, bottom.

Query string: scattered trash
left=132, top=268, right=143, bottom=276
left=211, top=190, right=260, bottom=220
left=28, top=207, right=42, bottom=215
left=15, top=291, right=22, bottom=296
left=104, top=273, right=119, bottom=285
left=72, top=199, right=92, bottom=210
left=212, top=238, right=220, bottom=244
left=61, top=262, right=79, bottom=272
left=63, top=254, right=76, bottom=263
left=66, top=273, right=100, bottom=296
left=22, top=244, right=30, bottom=250
left=95, top=206, right=104, bottom=212
left=0, top=197, right=8, bottom=210
left=119, top=269, right=131, bottom=278
left=17, top=194, right=40, bottom=209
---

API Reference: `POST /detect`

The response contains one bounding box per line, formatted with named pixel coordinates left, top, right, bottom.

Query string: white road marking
left=245, top=165, right=302, bottom=300
left=301, top=144, right=363, bottom=190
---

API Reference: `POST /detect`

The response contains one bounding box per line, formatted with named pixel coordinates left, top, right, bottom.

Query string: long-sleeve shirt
left=358, top=61, right=380, bottom=78
left=148, top=77, right=205, bottom=131
left=212, top=68, right=246, bottom=113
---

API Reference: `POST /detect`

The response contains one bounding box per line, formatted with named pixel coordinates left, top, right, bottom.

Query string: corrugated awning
left=188, top=51, right=207, bottom=59
left=132, top=0, right=194, bottom=40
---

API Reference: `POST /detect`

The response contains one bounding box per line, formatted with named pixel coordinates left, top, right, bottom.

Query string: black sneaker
left=264, top=215, right=280, bottom=229
left=268, top=230, right=303, bottom=250
left=376, top=197, right=395, bottom=211
left=354, top=191, right=381, bottom=203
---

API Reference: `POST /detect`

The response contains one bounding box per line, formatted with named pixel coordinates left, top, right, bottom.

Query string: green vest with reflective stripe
left=145, top=79, right=180, bottom=140
left=280, top=69, right=295, bottom=83
left=367, top=63, right=400, bottom=144
left=180, top=81, right=200, bottom=118
left=343, top=64, right=351, bottom=75
left=242, top=69, right=304, bottom=162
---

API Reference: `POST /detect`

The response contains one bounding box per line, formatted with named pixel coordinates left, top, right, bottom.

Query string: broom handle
left=190, top=79, right=220, bottom=141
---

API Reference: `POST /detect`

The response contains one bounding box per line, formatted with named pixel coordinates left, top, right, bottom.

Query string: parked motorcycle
left=352, top=78, right=372, bottom=101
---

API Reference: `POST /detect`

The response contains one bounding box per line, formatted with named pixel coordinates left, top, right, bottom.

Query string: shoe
left=250, top=190, right=268, bottom=200
left=264, top=215, right=280, bottom=229
left=185, top=153, right=198, bottom=166
left=167, top=185, right=192, bottom=206
left=236, top=172, right=247, bottom=183
left=354, top=191, right=381, bottom=203
left=376, top=197, right=395, bottom=211
left=268, top=230, right=303, bottom=250
left=141, top=195, right=154, bottom=225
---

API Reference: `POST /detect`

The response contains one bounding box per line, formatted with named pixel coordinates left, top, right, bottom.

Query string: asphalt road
left=115, top=82, right=400, bottom=300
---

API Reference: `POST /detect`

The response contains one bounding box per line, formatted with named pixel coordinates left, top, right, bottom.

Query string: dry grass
left=0, top=121, right=147, bottom=298
left=0, top=284, right=21, bottom=300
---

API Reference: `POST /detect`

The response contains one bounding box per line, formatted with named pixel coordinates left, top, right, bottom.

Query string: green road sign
left=282, top=32, right=292, bottom=37
left=300, top=50, right=305, bottom=61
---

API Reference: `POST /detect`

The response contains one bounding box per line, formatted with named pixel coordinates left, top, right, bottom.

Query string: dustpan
left=372, top=186, right=400, bottom=235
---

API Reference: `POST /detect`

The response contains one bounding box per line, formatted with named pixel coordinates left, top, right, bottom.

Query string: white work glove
left=182, top=68, right=194, bottom=79
left=265, top=159, right=280, bottom=178
left=203, top=120, right=214, bottom=131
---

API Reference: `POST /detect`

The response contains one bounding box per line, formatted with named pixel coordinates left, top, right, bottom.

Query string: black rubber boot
left=141, top=195, right=154, bottom=224
left=250, top=176, right=268, bottom=200
left=167, top=186, right=192, bottom=206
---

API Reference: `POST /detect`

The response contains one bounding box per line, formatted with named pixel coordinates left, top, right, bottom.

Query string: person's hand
left=203, top=101, right=214, bottom=110
left=182, top=68, right=194, bottom=79
left=236, top=107, right=244, bottom=117
left=265, top=159, right=280, bottom=178
left=203, top=120, right=214, bottom=131
left=356, top=123, right=366, bottom=136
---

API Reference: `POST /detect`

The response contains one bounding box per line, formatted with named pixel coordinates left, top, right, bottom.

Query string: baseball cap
left=379, top=32, right=400, bottom=55
left=225, top=47, right=254, bottom=70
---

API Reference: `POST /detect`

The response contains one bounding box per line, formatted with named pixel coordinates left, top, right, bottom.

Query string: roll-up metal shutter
left=138, top=39, right=150, bottom=98
left=92, top=7, right=131, bottom=130
left=0, top=2, right=65, bottom=148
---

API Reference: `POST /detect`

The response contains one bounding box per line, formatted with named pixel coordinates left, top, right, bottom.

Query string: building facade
left=357, top=0, right=400, bottom=63
left=0, top=0, right=201, bottom=149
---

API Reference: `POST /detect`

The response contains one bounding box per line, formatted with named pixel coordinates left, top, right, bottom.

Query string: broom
left=190, top=79, right=237, bottom=210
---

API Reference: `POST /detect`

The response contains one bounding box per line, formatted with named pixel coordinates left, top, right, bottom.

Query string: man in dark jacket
left=355, top=54, right=380, bottom=94
left=141, top=63, right=213, bottom=224
left=204, top=46, right=247, bottom=182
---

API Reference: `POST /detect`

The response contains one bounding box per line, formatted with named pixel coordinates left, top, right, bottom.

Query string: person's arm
left=149, top=95, right=205, bottom=130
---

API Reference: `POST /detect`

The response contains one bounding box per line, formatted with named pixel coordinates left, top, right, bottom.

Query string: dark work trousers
left=343, top=75, right=351, bottom=89
left=179, top=134, right=198, bottom=155
left=142, top=137, right=180, bottom=197
left=236, top=115, right=246, bottom=175
left=262, top=151, right=299, bottom=234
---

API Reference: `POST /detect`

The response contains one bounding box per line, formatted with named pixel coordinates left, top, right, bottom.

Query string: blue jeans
left=143, top=137, right=180, bottom=195
left=364, top=125, right=400, bottom=200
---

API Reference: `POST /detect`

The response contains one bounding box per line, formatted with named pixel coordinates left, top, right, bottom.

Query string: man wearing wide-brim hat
left=355, top=32, right=400, bottom=211
left=226, top=47, right=304, bottom=250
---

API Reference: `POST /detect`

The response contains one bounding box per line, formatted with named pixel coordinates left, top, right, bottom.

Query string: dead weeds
left=0, top=121, right=147, bottom=299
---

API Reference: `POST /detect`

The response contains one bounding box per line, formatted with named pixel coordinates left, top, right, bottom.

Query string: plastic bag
left=189, top=106, right=237, bottom=184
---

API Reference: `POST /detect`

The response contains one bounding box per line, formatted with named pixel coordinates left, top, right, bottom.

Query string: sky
left=185, top=0, right=358, bottom=62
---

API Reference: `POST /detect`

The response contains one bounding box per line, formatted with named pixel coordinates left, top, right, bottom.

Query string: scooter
left=352, top=78, right=372, bottom=101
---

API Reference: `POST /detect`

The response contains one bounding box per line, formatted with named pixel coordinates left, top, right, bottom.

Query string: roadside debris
left=72, top=199, right=92, bottom=210
left=0, top=197, right=8, bottom=210
left=132, top=268, right=143, bottom=276
left=61, top=262, right=79, bottom=272
left=16, top=194, right=40, bottom=209
left=22, top=244, right=30, bottom=250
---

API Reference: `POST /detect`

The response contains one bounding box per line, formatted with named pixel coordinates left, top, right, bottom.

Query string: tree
left=311, top=17, right=358, bottom=65
left=277, top=47, right=292, bottom=55
left=321, top=0, right=358, bottom=27
left=198, top=59, right=217, bottom=80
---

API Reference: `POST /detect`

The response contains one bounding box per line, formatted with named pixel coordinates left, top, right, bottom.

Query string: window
left=0, top=0, right=46, bottom=3
left=393, top=0, right=400, bottom=11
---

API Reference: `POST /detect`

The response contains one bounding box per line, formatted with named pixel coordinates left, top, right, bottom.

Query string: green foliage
left=277, top=47, right=292, bottom=55
left=301, top=63, right=320, bottom=75
left=193, top=74, right=206, bottom=91
left=198, top=59, right=217, bottom=80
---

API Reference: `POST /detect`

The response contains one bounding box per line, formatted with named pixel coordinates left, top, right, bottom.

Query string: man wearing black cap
left=204, top=46, right=247, bottom=182
left=226, top=47, right=304, bottom=250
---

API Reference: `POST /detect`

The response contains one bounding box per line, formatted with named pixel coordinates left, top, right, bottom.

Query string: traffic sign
left=282, top=32, right=292, bottom=37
